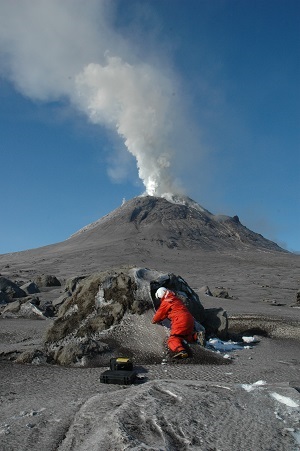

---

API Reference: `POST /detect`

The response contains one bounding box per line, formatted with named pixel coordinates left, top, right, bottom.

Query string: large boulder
left=2, top=297, right=45, bottom=319
left=44, top=267, right=210, bottom=366
left=0, top=277, right=26, bottom=300
left=45, top=269, right=140, bottom=344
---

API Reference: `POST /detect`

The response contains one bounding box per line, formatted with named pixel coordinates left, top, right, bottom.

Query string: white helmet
left=155, top=287, right=167, bottom=299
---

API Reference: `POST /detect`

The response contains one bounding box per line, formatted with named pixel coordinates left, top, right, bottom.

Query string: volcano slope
left=0, top=195, right=299, bottom=450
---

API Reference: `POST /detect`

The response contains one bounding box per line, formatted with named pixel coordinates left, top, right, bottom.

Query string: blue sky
left=0, top=0, right=299, bottom=254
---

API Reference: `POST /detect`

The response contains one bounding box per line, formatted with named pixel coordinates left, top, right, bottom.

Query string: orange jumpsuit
left=152, top=290, right=196, bottom=353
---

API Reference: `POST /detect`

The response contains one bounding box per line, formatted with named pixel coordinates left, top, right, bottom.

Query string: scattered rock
left=20, top=281, right=40, bottom=295
left=0, top=277, right=26, bottom=300
left=201, top=285, right=213, bottom=296
left=2, top=297, right=45, bottom=319
left=19, top=301, right=46, bottom=319
left=213, top=288, right=230, bottom=299
left=2, top=300, right=21, bottom=314
left=15, top=349, right=47, bottom=365
left=35, top=275, right=61, bottom=288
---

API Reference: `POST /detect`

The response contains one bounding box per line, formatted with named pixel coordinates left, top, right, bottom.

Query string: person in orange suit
left=152, top=287, right=198, bottom=359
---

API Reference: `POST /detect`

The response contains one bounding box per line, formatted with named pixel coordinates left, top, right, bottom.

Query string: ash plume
left=0, top=0, right=193, bottom=196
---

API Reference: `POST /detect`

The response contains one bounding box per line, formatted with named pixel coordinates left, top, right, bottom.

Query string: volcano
left=70, top=194, right=284, bottom=252
left=0, top=194, right=286, bottom=280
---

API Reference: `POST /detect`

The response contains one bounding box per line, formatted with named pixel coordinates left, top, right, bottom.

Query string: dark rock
left=35, top=275, right=61, bottom=287
left=43, top=304, right=55, bottom=317
left=0, top=277, right=27, bottom=300
left=0, top=291, right=9, bottom=303
left=150, top=272, right=205, bottom=322
left=203, top=308, right=228, bottom=339
left=20, top=281, right=40, bottom=295
left=27, top=296, right=40, bottom=306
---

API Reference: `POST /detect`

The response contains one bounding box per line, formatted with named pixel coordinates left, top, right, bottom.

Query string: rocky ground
left=0, top=263, right=299, bottom=450
left=0, top=196, right=299, bottom=450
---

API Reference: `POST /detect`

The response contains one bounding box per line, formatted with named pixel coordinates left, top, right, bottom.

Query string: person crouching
left=152, top=287, right=199, bottom=359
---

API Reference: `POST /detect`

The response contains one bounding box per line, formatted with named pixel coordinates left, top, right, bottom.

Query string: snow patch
left=207, top=338, right=244, bottom=352
left=241, top=380, right=267, bottom=392
left=242, top=336, right=260, bottom=344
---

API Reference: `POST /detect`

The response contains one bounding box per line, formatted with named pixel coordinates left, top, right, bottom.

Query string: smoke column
left=0, top=0, right=187, bottom=196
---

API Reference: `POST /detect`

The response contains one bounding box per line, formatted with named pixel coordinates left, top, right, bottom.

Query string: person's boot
left=172, top=350, right=189, bottom=359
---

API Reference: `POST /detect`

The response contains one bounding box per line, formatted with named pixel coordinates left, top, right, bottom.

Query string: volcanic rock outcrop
left=44, top=267, right=226, bottom=366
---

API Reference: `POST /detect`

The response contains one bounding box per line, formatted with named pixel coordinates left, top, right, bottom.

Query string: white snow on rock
left=270, top=392, right=299, bottom=408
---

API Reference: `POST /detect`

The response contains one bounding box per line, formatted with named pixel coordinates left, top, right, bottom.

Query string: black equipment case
left=100, top=369, right=137, bottom=385
left=110, top=357, right=133, bottom=371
